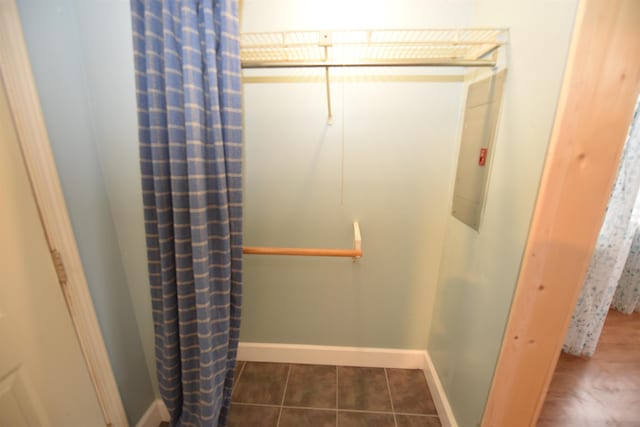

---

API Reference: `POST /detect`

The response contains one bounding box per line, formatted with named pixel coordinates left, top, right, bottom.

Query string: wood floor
left=538, top=309, right=640, bottom=426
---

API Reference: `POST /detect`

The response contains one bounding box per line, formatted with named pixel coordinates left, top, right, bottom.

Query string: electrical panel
left=452, top=70, right=506, bottom=230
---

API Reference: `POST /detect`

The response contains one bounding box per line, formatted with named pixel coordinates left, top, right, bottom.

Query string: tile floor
left=228, top=361, right=441, bottom=427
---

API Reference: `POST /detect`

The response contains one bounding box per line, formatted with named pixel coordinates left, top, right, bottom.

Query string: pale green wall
left=67, top=0, right=158, bottom=397
left=427, top=1, right=579, bottom=426
left=16, top=0, right=155, bottom=422
left=240, top=0, right=472, bottom=348
left=14, top=1, right=579, bottom=424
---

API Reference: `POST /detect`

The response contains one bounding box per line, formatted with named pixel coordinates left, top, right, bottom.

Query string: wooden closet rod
left=242, top=247, right=360, bottom=257
left=243, top=222, right=362, bottom=259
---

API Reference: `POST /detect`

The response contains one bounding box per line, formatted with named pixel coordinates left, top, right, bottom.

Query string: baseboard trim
left=238, top=342, right=426, bottom=369
left=422, top=351, right=458, bottom=427
left=135, top=398, right=170, bottom=427
left=237, top=342, right=457, bottom=427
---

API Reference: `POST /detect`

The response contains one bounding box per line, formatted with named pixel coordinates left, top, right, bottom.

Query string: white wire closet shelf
left=241, top=28, right=508, bottom=68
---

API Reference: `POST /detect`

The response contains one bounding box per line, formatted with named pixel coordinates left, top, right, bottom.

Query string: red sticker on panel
left=479, top=148, right=488, bottom=166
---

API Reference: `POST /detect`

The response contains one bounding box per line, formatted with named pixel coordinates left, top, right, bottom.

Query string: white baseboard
left=237, top=342, right=457, bottom=427
left=422, top=351, right=458, bottom=427
left=238, top=342, right=425, bottom=369
left=135, top=398, right=170, bottom=427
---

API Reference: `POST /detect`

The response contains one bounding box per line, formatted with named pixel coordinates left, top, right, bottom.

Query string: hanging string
left=340, top=64, right=346, bottom=206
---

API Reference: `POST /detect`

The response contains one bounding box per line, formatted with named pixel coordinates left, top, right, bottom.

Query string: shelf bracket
left=319, top=33, right=333, bottom=124
left=352, top=221, right=362, bottom=261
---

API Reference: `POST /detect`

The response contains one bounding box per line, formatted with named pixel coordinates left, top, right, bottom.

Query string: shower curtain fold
left=130, top=0, right=243, bottom=425
left=612, top=219, right=640, bottom=314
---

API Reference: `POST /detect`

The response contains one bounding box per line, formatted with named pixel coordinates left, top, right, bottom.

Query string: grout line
left=235, top=402, right=335, bottom=412
left=231, top=361, right=246, bottom=395
left=232, top=402, right=281, bottom=408
left=280, top=406, right=337, bottom=412
left=233, top=402, right=440, bottom=418
left=336, top=408, right=438, bottom=417
left=275, top=364, right=291, bottom=427
left=384, top=368, right=398, bottom=427
left=392, top=412, right=440, bottom=418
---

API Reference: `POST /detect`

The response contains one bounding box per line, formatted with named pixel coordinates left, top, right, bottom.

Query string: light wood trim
left=243, top=222, right=362, bottom=258
left=0, top=1, right=128, bottom=426
left=482, top=1, right=640, bottom=426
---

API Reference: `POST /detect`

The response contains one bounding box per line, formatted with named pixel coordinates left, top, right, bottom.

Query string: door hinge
left=51, top=249, right=68, bottom=285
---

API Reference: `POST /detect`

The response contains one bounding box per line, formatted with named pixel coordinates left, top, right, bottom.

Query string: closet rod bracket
left=323, top=43, right=333, bottom=124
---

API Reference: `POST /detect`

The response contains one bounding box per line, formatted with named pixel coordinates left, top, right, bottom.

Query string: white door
left=0, top=75, right=105, bottom=425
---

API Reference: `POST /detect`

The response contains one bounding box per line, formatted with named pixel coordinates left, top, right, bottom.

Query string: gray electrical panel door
left=452, top=70, right=506, bottom=230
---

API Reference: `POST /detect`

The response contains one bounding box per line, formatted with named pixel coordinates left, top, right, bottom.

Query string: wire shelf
left=241, top=28, right=507, bottom=68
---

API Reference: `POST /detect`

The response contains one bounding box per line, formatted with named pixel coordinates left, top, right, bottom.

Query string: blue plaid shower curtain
left=130, top=1, right=242, bottom=425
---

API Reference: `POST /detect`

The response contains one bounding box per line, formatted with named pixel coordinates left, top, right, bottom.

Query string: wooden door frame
left=0, top=1, right=128, bottom=426
left=482, top=0, right=640, bottom=425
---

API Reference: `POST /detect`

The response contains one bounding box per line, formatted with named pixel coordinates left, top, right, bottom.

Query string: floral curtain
left=564, top=98, right=640, bottom=357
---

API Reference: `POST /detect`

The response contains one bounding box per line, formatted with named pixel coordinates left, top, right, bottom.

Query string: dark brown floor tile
left=284, top=364, right=336, bottom=408
left=227, top=404, right=279, bottom=427
left=279, top=408, right=336, bottom=427
left=396, top=414, right=442, bottom=427
left=338, top=367, right=392, bottom=411
left=231, top=362, right=289, bottom=404
left=233, top=360, right=245, bottom=385
left=337, top=411, right=395, bottom=427
left=387, top=369, right=437, bottom=415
